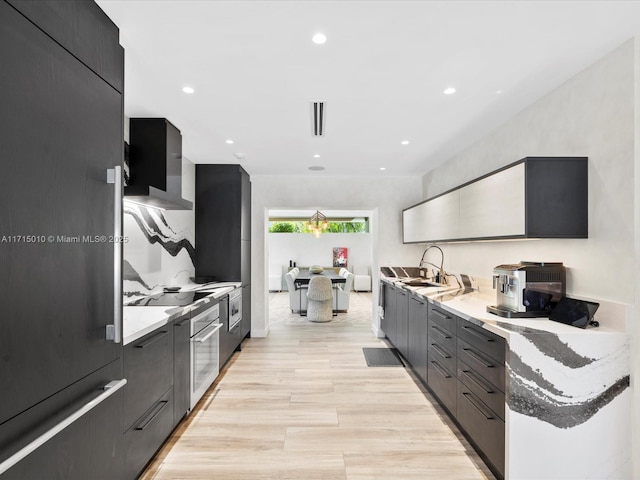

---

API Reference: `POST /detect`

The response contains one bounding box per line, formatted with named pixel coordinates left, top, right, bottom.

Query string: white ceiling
left=98, top=1, right=640, bottom=177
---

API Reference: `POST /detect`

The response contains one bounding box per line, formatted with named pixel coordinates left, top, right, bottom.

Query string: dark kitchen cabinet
left=0, top=1, right=124, bottom=477
left=218, top=295, right=235, bottom=368
left=196, top=164, right=251, bottom=281
left=427, top=304, right=458, bottom=417
left=173, top=312, right=191, bottom=425
left=455, top=318, right=506, bottom=479
left=0, top=360, right=124, bottom=480
left=122, top=326, right=175, bottom=478
left=407, top=293, right=428, bottom=384
left=196, top=164, right=251, bottom=338
left=242, top=284, right=252, bottom=338
left=381, top=282, right=397, bottom=341
left=122, top=388, right=175, bottom=480
left=403, top=157, right=588, bottom=243
left=395, top=288, right=409, bottom=358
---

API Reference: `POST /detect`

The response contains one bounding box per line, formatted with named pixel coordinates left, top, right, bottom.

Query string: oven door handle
left=195, top=323, right=222, bottom=343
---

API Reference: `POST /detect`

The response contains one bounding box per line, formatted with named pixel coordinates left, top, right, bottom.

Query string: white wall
left=422, top=39, right=635, bottom=308
left=251, top=175, right=425, bottom=336
left=422, top=38, right=639, bottom=477
left=268, top=232, right=372, bottom=281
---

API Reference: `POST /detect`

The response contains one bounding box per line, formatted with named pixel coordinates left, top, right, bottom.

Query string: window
left=268, top=217, right=369, bottom=233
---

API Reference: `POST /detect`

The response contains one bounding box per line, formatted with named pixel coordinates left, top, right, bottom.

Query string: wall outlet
left=419, top=269, right=425, bottom=278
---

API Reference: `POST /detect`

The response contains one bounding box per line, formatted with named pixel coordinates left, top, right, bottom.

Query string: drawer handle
left=462, top=325, right=494, bottom=342
left=462, top=347, right=494, bottom=368
left=462, top=392, right=494, bottom=420
left=0, top=379, right=127, bottom=476
left=430, top=360, right=452, bottom=379
left=431, top=308, right=451, bottom=320
left=175, top=317, right=191, bottom=327
left=135, top=330, right=168, bottom=348
left=430, top=325, right=451, bottom=339
left=196, top=323, right=222, bottom=343
left=461, top=368, right=495, bottom=394
left=430, top=343, right=451, bottom=359
left=411, top=297, right=425, bottom=305
left=135, top=400, right=169, bottom=430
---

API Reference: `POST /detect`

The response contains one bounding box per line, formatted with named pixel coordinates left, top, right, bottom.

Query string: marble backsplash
left=123, top=202, right=195, bottom=298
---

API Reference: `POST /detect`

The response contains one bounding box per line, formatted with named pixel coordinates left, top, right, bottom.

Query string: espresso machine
left=487, top=262, right=565, bottom=318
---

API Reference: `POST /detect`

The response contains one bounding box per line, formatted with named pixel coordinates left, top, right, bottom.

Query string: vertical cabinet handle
left=106, top=166, right=122, bottom=343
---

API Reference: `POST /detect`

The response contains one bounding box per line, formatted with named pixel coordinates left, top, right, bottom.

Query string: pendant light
left=308, top=210, right=329, bottom=238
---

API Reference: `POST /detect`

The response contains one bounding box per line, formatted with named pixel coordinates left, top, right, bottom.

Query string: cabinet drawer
left=428, top=318, right=456, bottom=353
left=429, top=305, right=457, bottom=335
left=122, top=387, right=175, bottom=480
left=457, top=359, right=505, bottom=421
left=427, top=341, right=456, bottom=378
left=427, top=353, right=457, bottom=416
left=457, top=339, right=505, bottom=392
left=456, top=381, right=505, bottom=478
left=457, top=319, right=505, bottom=364
left=124, top=326, right=174, bottom=429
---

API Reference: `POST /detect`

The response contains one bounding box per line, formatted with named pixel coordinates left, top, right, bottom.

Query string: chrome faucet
left=419, top=245, right=446, bottom=284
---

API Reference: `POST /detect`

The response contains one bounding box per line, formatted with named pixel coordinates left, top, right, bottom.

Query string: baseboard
left=251, top=326, right=270, bottom=338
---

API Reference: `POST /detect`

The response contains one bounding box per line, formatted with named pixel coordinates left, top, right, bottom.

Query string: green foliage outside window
left=268, top=219, right=368, bottom=233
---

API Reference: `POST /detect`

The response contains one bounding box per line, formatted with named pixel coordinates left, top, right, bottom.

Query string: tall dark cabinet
left=0, top=1, right=124, bottom=478
left=196, top=164, right=251, bottom=342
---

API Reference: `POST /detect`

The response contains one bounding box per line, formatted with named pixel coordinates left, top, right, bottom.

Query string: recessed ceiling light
left=313, top=154, right=321, bottom=158
left=443, top=87, right=456, bottom=95
left=400, top=140, right=410, bottom=145
left=496, top=90, right=503, bottom=94
left=182, top=86, right=195, bottom=94
left=225, top=139, right=234, bottom=144
left=380, top=167, right=386, bottom=171
left=312, top=33, right=327, bottom=44
left=309, top=166, right=325, bottom=171
left=234, top=153, right=245, bottom=160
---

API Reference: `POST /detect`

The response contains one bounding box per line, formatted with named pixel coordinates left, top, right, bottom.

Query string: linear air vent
left=311, top=101, right=326, bottom=136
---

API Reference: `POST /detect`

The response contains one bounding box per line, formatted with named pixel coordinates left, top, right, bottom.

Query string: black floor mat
left=362, top=348, right=404, bottom=367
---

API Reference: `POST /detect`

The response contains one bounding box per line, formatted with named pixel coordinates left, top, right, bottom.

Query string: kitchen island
left=380, top=275, right=630, bottom=480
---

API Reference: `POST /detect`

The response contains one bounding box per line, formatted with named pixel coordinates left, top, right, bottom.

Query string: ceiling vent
left=311, top=101, right=326, bottom=136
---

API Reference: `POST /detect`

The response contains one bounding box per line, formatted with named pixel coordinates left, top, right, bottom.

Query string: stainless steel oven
left=228, top=288, right=242, bottom=332
left=190, top=302, right=221, bottom=410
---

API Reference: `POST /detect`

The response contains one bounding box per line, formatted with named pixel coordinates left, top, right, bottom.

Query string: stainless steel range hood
left=124, top=118, right=193, bottom=210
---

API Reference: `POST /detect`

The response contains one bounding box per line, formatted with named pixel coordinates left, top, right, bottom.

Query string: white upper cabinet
left=459, top=162, right=525, bottom=239
left=403, top=157, right=588, bottom=243
left=403, top=190, right=459, bottom=243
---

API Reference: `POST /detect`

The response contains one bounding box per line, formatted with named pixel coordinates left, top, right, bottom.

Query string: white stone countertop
left=122, top=283, right=241, bottom=346
left=381, top=277, right=626, bottom=340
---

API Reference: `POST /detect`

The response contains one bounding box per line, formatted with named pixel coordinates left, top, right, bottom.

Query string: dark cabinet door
left=173, top=313, right=191, bottom=424
left=0, top=360, right=124, bottom=480
left=218, top=296, right=233, bottom=367
left=0, top=0, right=122, bottom=426
left=242, top=284, right=251, bottom=338
left=407, top=295, right=428, bottom=383
left=241, top=169, right=251, bottom=241
left=395, top=288, right=409, bottom=358
left=382, top=283, right=397, bottom=344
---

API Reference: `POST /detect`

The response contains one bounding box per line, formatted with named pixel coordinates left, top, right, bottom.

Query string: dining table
left=293, top=270, right=346, bottom=316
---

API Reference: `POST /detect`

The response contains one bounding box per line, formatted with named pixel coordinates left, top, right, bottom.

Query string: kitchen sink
left=398, top=278, right=443, bottom=287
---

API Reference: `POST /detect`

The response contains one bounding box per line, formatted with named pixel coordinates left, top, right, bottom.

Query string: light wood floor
left=141, top=292, right=495, bottom=480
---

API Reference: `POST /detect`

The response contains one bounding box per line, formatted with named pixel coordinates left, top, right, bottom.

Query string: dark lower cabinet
left=456, top=382, right=505, bottom=479
left=122, top=326, right=175, bottom=478
left=122, top=388, right=175, bottom=480
left=242, top=284, right=251, bottom=339
left=219, top=295, right=241, bottom=368
left=0, top=359, right=124, bottom=480
left=173, top=313, right=191, bottom=424
left=395, top=289, right=409, bottom=358
left=407, top=294, right=428, bottom=383
left=381, top=282, right=397, bottom=342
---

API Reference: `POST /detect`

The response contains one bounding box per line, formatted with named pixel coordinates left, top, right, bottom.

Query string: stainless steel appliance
left=190, top=303, right=222, bottom=410
left=228, top=288, right=242, bottom=332
left=487, top=262, right=565, bottom=318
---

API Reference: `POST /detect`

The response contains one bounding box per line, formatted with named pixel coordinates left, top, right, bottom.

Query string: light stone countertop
left=122, top=284, right=240, bottom=346
left=381, top=277, right=626, bottom=340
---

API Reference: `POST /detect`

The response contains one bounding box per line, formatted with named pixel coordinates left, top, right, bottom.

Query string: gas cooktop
left=125, top=291, right=212, bottom=307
